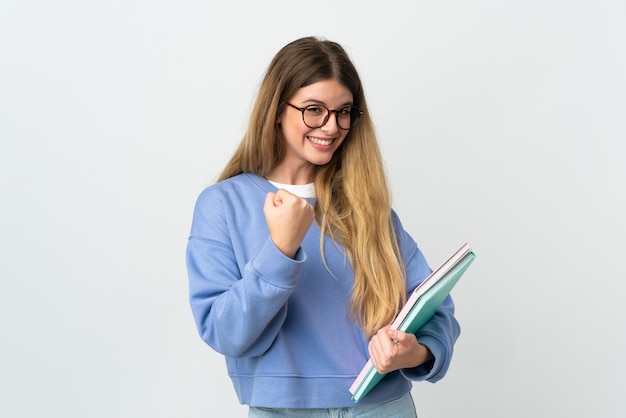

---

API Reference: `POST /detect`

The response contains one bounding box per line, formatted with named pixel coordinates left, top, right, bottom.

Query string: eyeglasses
left=285, top=103, right=363, bottom=130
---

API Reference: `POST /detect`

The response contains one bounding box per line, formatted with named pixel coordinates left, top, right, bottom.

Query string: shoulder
left=191, top=173, right=273, bottom=234
left=196, top=173, right=272, bottom=204
left=193, top=173, right=265, bottom=220
left=389, top=209, right=433, bottom=287
left=390, top=209, right=420, bottom=259
left=390, top=209, right=409, bottom=239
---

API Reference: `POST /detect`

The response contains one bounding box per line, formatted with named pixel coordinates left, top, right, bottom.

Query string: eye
left=337, top=107, right=352, bottom=117
left=305, top=106, right=325, bottom=115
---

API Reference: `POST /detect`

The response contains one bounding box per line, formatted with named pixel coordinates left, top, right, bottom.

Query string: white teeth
left=308, top=136, right=333, bottom=146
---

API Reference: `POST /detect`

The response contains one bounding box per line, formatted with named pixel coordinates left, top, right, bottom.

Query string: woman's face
left=274, top=79, right=353, bottom=183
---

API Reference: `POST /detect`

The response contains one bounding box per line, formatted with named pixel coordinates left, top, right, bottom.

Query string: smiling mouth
left=307, top=136, right=334, bottom=146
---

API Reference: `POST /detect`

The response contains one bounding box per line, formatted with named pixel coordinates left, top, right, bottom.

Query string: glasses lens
left=336, top=108, right=352, bottom=130
left=337, top=107, right=362, bottom=129
left=302, top=106, right=329, bottom=128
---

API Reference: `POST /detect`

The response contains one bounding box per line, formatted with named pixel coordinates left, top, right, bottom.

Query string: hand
left=368, top=326, right=434, bottom=374
left=263, top=189, right=315, bottom=258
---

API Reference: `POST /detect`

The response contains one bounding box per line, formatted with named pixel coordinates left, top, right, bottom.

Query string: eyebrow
left=301, top=98, right=354, bottom=107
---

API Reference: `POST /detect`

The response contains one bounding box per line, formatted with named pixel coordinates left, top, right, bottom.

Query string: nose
left=321, top=110, right=340, bottom=133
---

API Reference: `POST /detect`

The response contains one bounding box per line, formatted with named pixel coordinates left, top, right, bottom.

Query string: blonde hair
left=219, top=37, right=406, bottom=336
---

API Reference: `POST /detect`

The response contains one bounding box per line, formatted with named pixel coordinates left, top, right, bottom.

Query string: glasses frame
left=285, top=102, right=363, bottom=130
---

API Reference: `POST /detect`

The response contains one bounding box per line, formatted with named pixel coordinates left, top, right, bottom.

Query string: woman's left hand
left=368, top=326, right=434, bottom=374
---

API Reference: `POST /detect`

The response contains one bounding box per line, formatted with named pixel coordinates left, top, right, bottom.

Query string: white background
left=2, top=1, right=625, bottom=417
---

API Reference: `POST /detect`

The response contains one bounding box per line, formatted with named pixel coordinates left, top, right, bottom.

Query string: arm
left=405, top=296, right=460, bottom=382
left=368, top=212, right=461, bottom=382
left=186, top=187, right=314, bottom=358
left=187, top=234, right=304, bottom=358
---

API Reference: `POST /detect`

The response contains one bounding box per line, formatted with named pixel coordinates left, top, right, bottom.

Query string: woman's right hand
left=263, top=189, right=315, bottom=258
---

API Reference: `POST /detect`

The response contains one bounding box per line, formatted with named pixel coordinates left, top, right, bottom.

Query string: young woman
left=186, top=36, right=460, bottom=417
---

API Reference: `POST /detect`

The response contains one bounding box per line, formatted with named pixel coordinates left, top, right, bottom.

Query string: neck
left=265, top=165, right=314, bottom=185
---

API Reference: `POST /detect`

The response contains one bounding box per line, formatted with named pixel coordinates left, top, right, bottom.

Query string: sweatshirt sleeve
left=391, top=212, right=461, bottom=383
left=186, top=187, right=306, bottom=358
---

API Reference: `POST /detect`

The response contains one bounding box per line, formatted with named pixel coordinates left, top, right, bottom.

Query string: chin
left=309, top=157, right=334, bottom=166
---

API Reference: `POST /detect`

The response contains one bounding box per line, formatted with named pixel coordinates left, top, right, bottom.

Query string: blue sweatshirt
left=186, top=173, right=460, bottom=408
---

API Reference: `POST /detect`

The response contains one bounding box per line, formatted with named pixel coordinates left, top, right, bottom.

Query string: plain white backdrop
left=1, top=1, right=625, bottom=417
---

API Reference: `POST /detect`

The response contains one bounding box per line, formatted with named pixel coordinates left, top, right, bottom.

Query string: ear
left=276, top=101, right=287, bottom=125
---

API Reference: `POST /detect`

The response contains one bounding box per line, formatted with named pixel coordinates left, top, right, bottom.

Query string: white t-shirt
left=267, top=180, right=316, bottom=199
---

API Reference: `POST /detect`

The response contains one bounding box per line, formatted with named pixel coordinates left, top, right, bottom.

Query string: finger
left=367, top=339, right=383, bottom=371
left=273, top=190, right=286, bottom=205
left=368, top=333, right=395, bottom=373
left=387, top=329, right=404, bottom=344
left=372, top=328, right=396, bottom=356
left=275, top=188, right=297, bottom=205
left=386, top=329, right=418, bottom=355
left=265, top=191, right=284, bottom=209
left=377, top=326, right=398, bottom=348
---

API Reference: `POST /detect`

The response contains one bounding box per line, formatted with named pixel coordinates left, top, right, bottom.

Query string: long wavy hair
left=218, top=37, right=406, bottom=337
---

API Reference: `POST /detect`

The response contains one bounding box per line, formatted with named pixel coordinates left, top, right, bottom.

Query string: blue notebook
left=349, top=243, right=476, bottom=402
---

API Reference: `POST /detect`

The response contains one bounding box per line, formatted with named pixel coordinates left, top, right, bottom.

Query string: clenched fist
left=263, top=189, right=315, bottom=258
